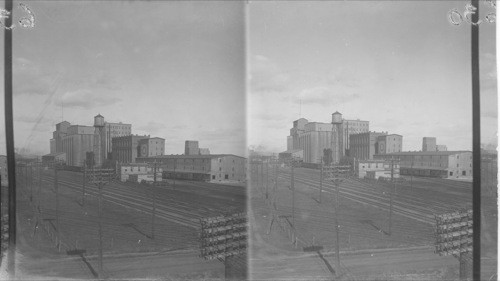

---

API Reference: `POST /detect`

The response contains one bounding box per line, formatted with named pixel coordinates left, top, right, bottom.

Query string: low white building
left=119, top=163, right=162, bottom=182
left=355, top=159, right=400, bottom=179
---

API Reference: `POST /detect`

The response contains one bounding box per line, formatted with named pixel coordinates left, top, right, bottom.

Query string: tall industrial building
left=105, top=122, right=132, bottom=158
left=331, top=111, right=344, bottom=164
left=47, top=114, right=132, bottom=167
left=422, top=137, right=437, bottom=152
left=185, top=140, right=199, bottom=155
left=284, top=111, right=368, bottom=164
left=377, top=134, right=403, bottom=154
left=139, top=137, right=165, bottom=157
left=349, top=131, right=388, bottom=160
left=343, top=119, right=370, bottom=153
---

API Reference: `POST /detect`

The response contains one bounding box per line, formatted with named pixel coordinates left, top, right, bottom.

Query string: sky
left=248, top=1, right=498, bottom=153
left=0, top=1, right=246, bottom=156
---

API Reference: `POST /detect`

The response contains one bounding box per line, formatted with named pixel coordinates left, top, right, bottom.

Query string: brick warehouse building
left=374, top=151, right=472, bottom=179
left=136, top=154, right=246, bottom=183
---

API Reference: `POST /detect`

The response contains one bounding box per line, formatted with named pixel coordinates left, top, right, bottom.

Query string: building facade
left=185, top=140, right=199, bottom=155
left=422, top=137, right=437, bottom=152
left=436, top=145, right=448, bottom=151
left=136, top=154, right=246, bottom=183
left=112, top=135, right=150, bottom=164
left=60, top=125, right=96, bottom=167
left=286, top=112, right=369, bottom=165
left=105, top=122, right=132, bottom=158
left=138, top=137, right=165, bottom=158
left=349, top=131, right=387, bottom=160
left=377, top=134, right=403, bottom=154
left=355, top=159, right=400, bottom=179
left=199, top=148, right=210, bottom=155
left=343, top=119, right=370, bottom=153
left=48, top=115, right=132, bottom=167
left=118, top=163, right=162, bottom=182
left=374, top=151, right=472, bottom=179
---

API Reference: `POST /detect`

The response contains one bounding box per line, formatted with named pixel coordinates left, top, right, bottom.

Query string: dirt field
left=14, top=168, right=246, bottom=279
left=249, top=164, right=497, bottom=280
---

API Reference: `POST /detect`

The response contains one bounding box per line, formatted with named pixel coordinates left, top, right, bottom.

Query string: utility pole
left=151, top=161, right=157, bottom=240
left=266, top=161, right=269, bottom=199
left=29, top=163, right=33, bottom=202
left=388, top=158, right=396, bottom=236
left=82, top=164, right=86, bottom=206
left=260, top=162, right=264, bottom=194
left=87, top=167, right=114, bottom=279
left=325, top=164, right=351, bottom=275
left=291, top=162, right=295, bottom=227
left=319, top=160, right=323, bottom=203
left=37, top=162, right=42, bottom=212
left=54, top=165, right=60, bottom=251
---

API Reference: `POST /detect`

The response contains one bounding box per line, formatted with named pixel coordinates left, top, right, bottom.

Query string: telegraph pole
left=82, top=164, right=86, bottom=206
left=87, top=167, right=114, bottom=279
left=325, top=165, right=351, bottom=275
left=388, top=158, right=396, bottom=236
left=29, top=163, right=33, bottom=202
left=266, top=161, right=269, bottom=199
left=291, top=163, right=295, bottom=227
left=151, top=161, right=157, bottom=240
left=54, top=165, right=60, bottom=251
left=319, top=161, right=323, bottom=203
left=37, top=162, right=42, bottom=212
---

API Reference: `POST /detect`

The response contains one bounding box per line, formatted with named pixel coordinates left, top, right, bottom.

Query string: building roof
left=376, top=151, right=471, bottom=156
left=42, top=152, right=66, bottom=157
left=95, top=113, right=104, bottom=118
left=138, top=154, right=246, bottom=159
left=280, top=149, right=303, bottom=154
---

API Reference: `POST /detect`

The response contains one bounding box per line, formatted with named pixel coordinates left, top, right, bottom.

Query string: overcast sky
left=0, top=1, right=245, bottom=156
left=0, top=1, right=497, bottom=157
left=248, top=1, right=497, bottom=153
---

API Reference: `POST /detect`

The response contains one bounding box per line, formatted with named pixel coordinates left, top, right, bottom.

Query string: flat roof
left=138, top=154, right=246, bottom=159
left=375, top=151, right=472, bottom=156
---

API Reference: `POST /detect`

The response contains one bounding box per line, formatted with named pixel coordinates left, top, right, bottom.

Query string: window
left=212, top=175, right=215, bottom=180
left=462, top=171, right=466, bottom=176
left=450, top=171, right=453, bottom=176
left=225, top=174, right=229, bottom=179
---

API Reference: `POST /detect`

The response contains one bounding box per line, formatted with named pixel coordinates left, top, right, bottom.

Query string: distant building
left=41, top=152, right=66, bottom=166
left=185, top=140, right=199, bottom=155
left=374, top=151, right=472, bottom=179
left=349, top=131, right=387, bottom=160
left=436, top=145, right=448, bottom=152
left=60, top=124, right=96, bottom=167
left=48, top=115, right=132, bottom=167
left=136, top=154, right=246, bottom=183
left=118, top=163, right=162, bottom=182
left=112, top=135, right=150, bottom=164
left=104, top=122, right=132, bottom=158
left=286, top=112, right=368, bottom=164
left=422, top=137, right=437, bottom=152
left=278, top=149, right=304, bottom=164
left=377, top=134, right=403, bottom=154
left=138, top=137, right=165, bottom=157
left=343, top=119, right=370, bottom=153
left=355, top=159, right=400, bottom=180
left=199, top=148, right=210, bottom=155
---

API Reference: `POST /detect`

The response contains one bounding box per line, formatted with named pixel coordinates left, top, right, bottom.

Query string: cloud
left=298, top=86, right=359, bottom=105
left=327, top=67, right=360, bottom=88
left=250, top=55, right=290, bottom=93
left=13, top=57, right=60, bottom=96
left=56, top=89, right=121, bottom=109
left=135, top=121, right=166, bottom=135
